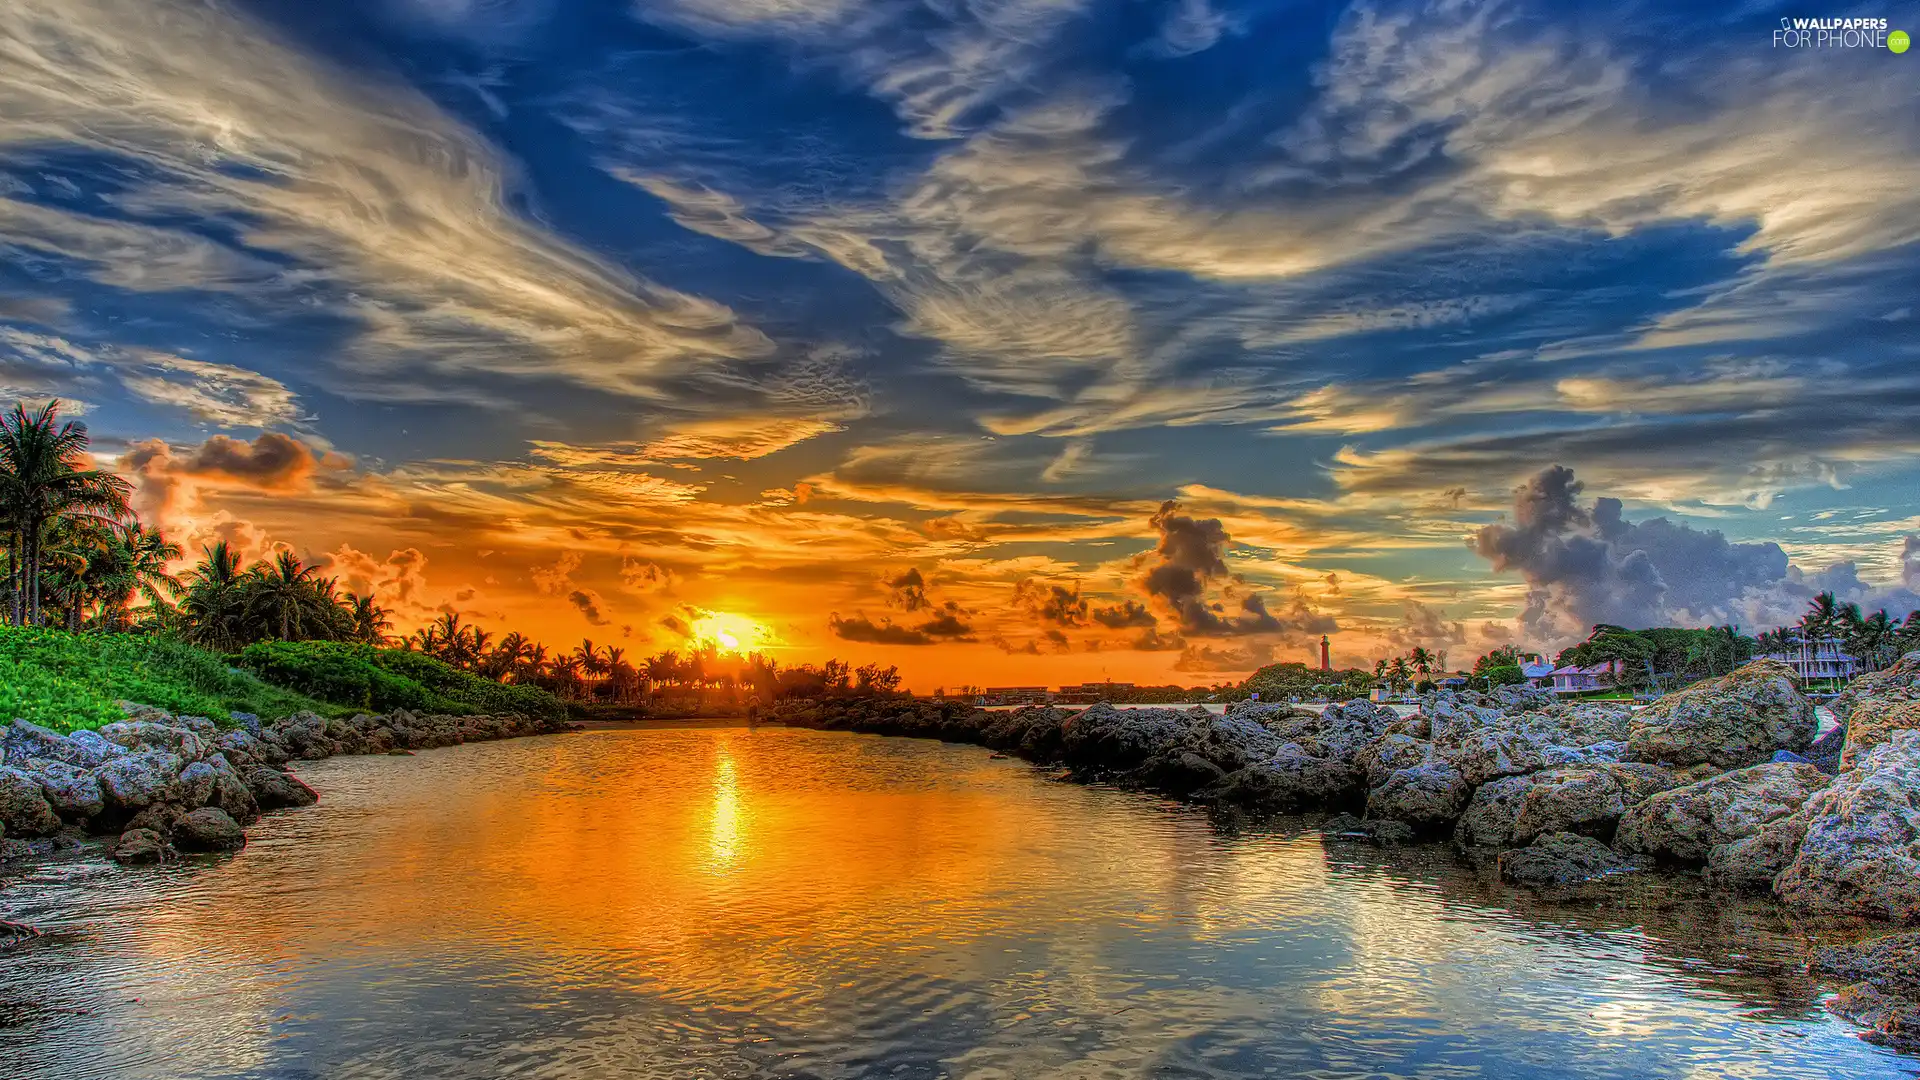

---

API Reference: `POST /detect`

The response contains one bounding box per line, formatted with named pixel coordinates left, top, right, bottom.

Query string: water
left=0, top=725, right=1906, bottom=1079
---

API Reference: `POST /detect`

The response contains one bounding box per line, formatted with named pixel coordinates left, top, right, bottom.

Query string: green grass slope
left=0, top=626, right=335, bottom=733
left=0, top=629, right=567, bottom=734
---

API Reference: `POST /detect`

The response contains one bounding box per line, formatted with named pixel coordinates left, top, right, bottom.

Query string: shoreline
left=0, top=705, right=574, bottom=884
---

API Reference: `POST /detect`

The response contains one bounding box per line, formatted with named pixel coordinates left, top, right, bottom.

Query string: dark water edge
left=0, top=725, right=1910, bottom=1080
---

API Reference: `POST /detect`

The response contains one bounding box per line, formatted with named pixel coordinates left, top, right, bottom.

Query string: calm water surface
left=0, top=726, right=1907, bottom=1079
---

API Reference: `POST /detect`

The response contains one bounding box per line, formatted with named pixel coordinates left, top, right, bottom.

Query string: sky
left=2, top=0, right=1918, bottom=689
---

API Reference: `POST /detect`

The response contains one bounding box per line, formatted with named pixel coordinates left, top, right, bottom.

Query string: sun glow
left=688, top=611, right=775, bottom=654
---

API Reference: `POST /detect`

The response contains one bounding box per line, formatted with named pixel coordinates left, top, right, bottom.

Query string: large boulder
left=24, top=759, right=107, bottom=823
left=176, top=760, right=220, bottom=809
left=0, top=766, right=63, bottom=837
left=1833, top=651, right=1920, bottom=721
left=200, top=754, right=259, bottom=824
left=1704, top=811, right=1811, bottom=891
left=1508, top=763, right=1678, bottom=845
left=99, top=720, right=207, bottom=762
left=1058, top=705, right=1186, bottom=770
left=1775, top=731, right=1920, bottom=921
left=265, top=711, right=336, bottom=760
left=4, top=720, right=123, bottom=768
left=1454, top=774, right=1535, bottom=849
left=1203, top=744, right=1361, bottom=811
left=1366, top=760, right=1471, bottom=831
left=94, top=750, right=186, bottom=816
left=1843, top=698, right=1920, bottom=770
left=1499, top=832, right=1641, bottom=888
left=1626, top=660, right=1815, bottom=768
left=1267, top=701, right=1398, bottom=762
left=1614, top=761, right=1830, bottom=864
left=172, top=807, right=246, bottom=853
left=214, top=728, right=281, bottom=768
left=1356, top=732, right=1432, bottom=788
left=244, top=766, right=319, bottom=810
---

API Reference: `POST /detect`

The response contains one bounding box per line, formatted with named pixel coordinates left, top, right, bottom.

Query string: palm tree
left=179, top=541, right=249, bottom=649
left=0, top=401, right=133, bottom=625
left=80, top=522, right=182, bottom=631
left=346, top=594, right=393, bottom=645
left=1801, top=592, right=1840, bottom=640
left=243, top=551, right=339, bottom=642
left=1409, top=646, right=1434, bottom=678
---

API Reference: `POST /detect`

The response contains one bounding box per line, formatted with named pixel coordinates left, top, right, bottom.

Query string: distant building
left=984, top=686, right=1052, bottom=705
left=1058, top=681, right=1134, bottom=696
left=1547, top=660, right=1624, bottom=695
left=1433, top=676, right=1467, bottom=690
left=1320, top=635, right=1331, bottom=672
left=1757, top=637, right=1858, bottom=683
left=1519, top=655, right=1556, bottom=687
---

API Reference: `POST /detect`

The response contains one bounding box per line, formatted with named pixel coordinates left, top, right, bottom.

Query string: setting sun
left=688, top=612, right=776, bottom=654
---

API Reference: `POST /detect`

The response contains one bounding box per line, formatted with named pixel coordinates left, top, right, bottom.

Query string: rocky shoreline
left=772, top=654, right=1920, bottom=1052
left=0, top=705, right=570, bottom=872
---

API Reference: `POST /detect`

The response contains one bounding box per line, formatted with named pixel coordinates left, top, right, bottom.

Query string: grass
left=0, top=629, right=568, bottom=735
left=0, top=626, right=337, bottom=733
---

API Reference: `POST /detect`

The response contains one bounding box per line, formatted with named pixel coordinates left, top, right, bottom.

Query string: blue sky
left=2, top=0, right=1917, bottom=684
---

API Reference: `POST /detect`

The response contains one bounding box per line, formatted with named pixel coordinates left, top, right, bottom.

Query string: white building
left=1756, top=637, right=1858, bottom=683
left=1547, top=659, right=1624, bottom=695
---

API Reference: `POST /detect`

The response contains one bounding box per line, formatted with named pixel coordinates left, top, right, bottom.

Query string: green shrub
left=0, top=626, right=335, bottom=733
left=235, top=641, right=564, bottom=720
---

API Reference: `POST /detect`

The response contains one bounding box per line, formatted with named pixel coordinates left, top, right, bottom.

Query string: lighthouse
left=1320, top=635, right=1330, bottom=672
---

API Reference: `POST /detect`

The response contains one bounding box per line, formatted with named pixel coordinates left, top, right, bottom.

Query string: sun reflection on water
left=707, top=743, right=743, bottom=871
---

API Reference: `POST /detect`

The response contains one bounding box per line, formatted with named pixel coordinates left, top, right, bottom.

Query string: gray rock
left=94, top=750, right=186, bottom=815
left=1775, top=730, right=1920, bottom=921
left=244, top=766, right=319, bottom=810
left=1366, top=760, right=1471, bottom=830
left=213, top=728, right=275, bottom=768
left=125, top=802, right=187, bottom=836
left=229, top=712, right=263, bottom=737
left=1832, top=651, right=1920, bottom=722
left=1614, top=761, right=1830, bottom=864
left=1059, top=705, right=1187, bottom=770
left=264, top=712, right=335, bottom=760
left=4, top=720, right=117, bottom=768
left=172, top=807, right=245, bottom=853
left=177, top=761, right=219, bottom=808
left=1202, top=744, right=1361, bottom=811
left=1626, top=660, right=1816, bottom=768
left=0, top=766, right=63, bottom=837
left=99, top=721, right=206, bottom=762
left=1454, top=774, right=1535, bottom=849
left=1705, top=811, right=1811, bottom=891
left=112, top=828, right=169, bottom=865
left=69, top=730, right=129, bottom=767
left=1499, top=832, right=1640, bottom=888
left=23, top=759, right=106, bottom=822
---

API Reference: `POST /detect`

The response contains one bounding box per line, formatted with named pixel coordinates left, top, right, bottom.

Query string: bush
left=236, top=641, right=564, bottom=720
left=0, top=626, right=334, bottom=733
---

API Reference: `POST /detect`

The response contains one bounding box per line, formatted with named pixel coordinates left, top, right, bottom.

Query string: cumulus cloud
left=318, top=545, right=432, bottom=609
left=1139, top=501, right=1335, bottom=638
left=1012, top=578, right=1088, bottom=627
left=884, top=568, right=930, bottom=612
left=530, top=550, right=583, bottom=596
left=1472, top=465, right=1920, bottom=645
left=620, top=556, right=675, bottom=594
left=117, top=432, right=336, bottom=529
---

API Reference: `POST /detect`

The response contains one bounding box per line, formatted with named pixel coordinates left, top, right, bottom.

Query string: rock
left=1775, top=731, right=1920, bottom=921
left=1366, top=760, right=1471, bottom=831
left=1454, top=774, right=1535, bottom=849
left=172, top=807, right=245, bottom=853
left=1626, top=660, right=1815, bottom=768
left=1201, top=744, right=1360, bottom=812
left=4, top=720, right=118, bottom=768
left=264, top=711, right=336, bottom=760
left=99, top=721, right=206, bottom=762
left=1615, top=762, right=1829, bottom=864
left=1058, top=705, right=1187, bottom=771
left=1491, top=684, right=1557, bottom=712
left=230, top=712, right=263, bottom=737
left=112, top=828, right=169, bottom=865
left=1833, top=651, right=1920, bottom=721
left=1128, top=750, right=1227, bottom=796
left=244, top=766, right=319, bottom=810
left=93, top=750, right=185, bottom=816
left=1321, top=814, right=1417, bottom=846
left=0, top=766, right=63, bottom=837
left=213, top=728, right=276, bottom=768
left=1498, top=832, right=1640, bottom=888
left=23, top=759, right=106, bottom=822
left=1813, top=932, right=1920, bottom=1051
left=1180, top=714, right=1283, bottom=774
left=125, top=802, right=187, bottom=836
left=1356, top=732, right=1432, bottom=789
left=1267, top=701, right=1399, bottom=761
left=1842, top=698, right=1920, bottom=770
left=202, top=754, right=259, bottom=824
left=1704, top=811, right=1810, bottom=891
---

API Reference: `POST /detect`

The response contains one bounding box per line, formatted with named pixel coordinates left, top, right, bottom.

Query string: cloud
left=113, top=352, right=302, bottom=428
left=1470, top=465, right=1920, bottom=644
left=621, top=556, right=675, bottom=594
left=1011, top=578, right=1088, bottom=627
left=1172, top=641, right=1277, bottom=675
left=531, top=551, right=583, bottom=596
left=569, top=588, right=612, bottom=626
left=1141, top=500, right=1287, bottom=637
left=884, top=568, right=930, bottom=611
left=1090, top=599, right=1157, bottom=629
left=318, top=545, right=432, bottom=609
left=180, top=433, right=325, bottom=489
left=0, top=0, right=769, bottom=405
left=828, top=603, right=976, bottom=646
